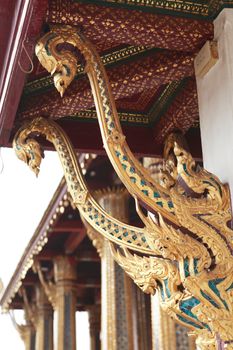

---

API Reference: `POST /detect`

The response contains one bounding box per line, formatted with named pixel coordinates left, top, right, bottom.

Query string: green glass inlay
left=168, top=201, right=174, bottom=208
left=157, top=201, right=163, bottom=207
left=177, top=315, right=203, bottom=330
left=130, top=166, right=135, bottom=173
left=142, top=189, right=149, bottom=196
left=194, top=258, right=199, bottom=275
left=184, top=257, right=190, bottom=278
left=153, top=192, right=161, bottom=198
left=226, top=282, right=233, bottom=292
left=208, top=278, right=228, bottom=310
left=179, top=297, right=201, bottom=324
left=183, top=163, right=190, bottom=175
left=130, top=177, right=136, bottom=183
left=200, top=290, right=220, bottom=309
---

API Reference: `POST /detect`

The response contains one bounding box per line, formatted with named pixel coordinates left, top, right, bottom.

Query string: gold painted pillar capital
left=54, top=256, right=77, bottom=283
left=53, top=255, right=77, bottom=350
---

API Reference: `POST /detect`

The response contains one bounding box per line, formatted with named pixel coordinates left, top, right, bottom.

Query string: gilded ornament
left=13, top=26, right=233, bottom=349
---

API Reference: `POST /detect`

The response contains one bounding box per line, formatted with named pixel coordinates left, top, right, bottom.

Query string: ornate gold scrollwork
left=13, top=26, right=233, bottom=349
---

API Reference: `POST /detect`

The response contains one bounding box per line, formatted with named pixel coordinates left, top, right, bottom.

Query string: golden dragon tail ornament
left=13, top=25, right=233, bottom=349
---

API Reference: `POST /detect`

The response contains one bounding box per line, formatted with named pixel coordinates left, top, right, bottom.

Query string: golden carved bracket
left=13, top=26, right=233, bottom=349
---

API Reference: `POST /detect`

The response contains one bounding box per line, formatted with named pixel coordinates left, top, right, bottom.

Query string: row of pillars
left=16, top=186, right=197, bottom=350
left=17, top=255, right=98, bottom=350
left=15, top=188, right=152, bottom=350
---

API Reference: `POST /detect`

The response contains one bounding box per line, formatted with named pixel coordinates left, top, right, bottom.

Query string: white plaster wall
left=196, top=9, right=233, bottom=205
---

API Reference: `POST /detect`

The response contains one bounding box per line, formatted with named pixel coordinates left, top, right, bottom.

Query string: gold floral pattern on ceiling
left=47, top=0, right=213, bottom=52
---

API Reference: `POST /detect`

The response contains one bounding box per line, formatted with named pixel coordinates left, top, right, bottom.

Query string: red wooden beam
left=0, top=0, right=48, bottom=145
left=65, top=231, right=86, bottom=254
left=52, top=219, right=85, bottom=233
left=41, top=119, right=202, bottom=158
left=24, top=119, right=164, bottom=158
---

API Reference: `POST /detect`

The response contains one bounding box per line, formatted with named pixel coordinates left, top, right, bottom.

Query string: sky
left=0, top=147, right=90, bottom=348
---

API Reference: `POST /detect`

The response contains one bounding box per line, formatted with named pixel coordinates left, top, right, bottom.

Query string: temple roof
left=0, top=172, right=101, bottom=311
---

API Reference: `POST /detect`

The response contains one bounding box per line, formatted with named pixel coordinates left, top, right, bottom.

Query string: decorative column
left=53, top=256, right=77, bottom=350
left=132, top=282, right=152, bottom=350
left=195, top=9, right=233, bottom=203
left=34, top=256, right=77, bottom=350
left=88, top=305, right=101, bottom=350
left=90, top=188, right=137, bottom=350
left=35, top=285, right=53, bottom=350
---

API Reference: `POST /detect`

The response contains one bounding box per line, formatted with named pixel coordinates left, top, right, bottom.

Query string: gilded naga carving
left=13, top=26, right=233, bottom=349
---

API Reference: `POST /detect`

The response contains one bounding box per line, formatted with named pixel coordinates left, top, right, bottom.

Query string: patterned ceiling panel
left=153, top=78, right=198, bottom=141
left=73, top=0, right=231, bottom=19
left=19, top=49, right=195, bottom=121
left=47, top=0, right=213, bottom=53
left=16, top=0, right=217, bottom=138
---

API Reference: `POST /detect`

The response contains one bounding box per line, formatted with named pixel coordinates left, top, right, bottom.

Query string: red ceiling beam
left=52, top=219, right=85, bottom=233
left=0, top=0, right=48, bottom=145
left=65, top=231, right=86, bottom=255
left=38, top=248, right=100, bottom=262
left=35, top=119, right=202, bottom=159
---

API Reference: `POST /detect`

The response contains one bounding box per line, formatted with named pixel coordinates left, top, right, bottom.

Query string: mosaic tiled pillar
left=151, top=294, right=196, bottom=350
left=133, top=285, right=152, bottom=350
left=35, top=285, right=53, bottom=350
left=54, top=256, right=77, bottom=350
left=88, top=305, right=101, bottom=350
left=96, top=188, right=136, bottom=350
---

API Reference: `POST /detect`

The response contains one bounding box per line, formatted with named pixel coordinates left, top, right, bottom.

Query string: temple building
left=1, top=1, right=233, bottom=349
